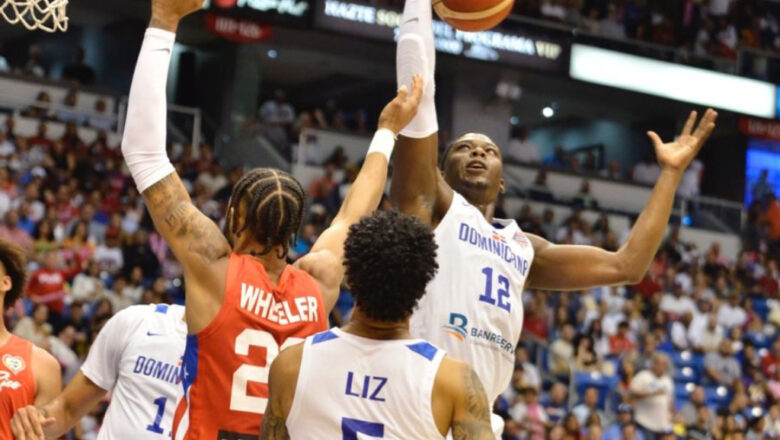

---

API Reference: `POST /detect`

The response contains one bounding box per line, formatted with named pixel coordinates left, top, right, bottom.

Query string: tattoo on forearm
left=143, top=175, right=228, bottom=264
left=452, top=366, right=494, bottom=440
left=259, top=407, right=290, bottom=440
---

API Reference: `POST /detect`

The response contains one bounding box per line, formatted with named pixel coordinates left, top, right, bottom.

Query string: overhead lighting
left=510, top=116, right=520, bottom=125
left=569, top=44, right=777, bottom=118
left=267, top=49, right=278, bottom=59
left=542, top=106, right=554, bottom=118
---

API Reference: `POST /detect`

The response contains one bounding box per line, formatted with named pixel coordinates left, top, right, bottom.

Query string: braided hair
left=225, top=168, right=305, bottom=259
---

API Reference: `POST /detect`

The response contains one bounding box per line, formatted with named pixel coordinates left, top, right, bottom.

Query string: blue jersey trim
left=181, top=335, right=198, bottom=394
left=312, top=330, right=339, bottom=345
left=406, top=342, right=438, bottom=361
left=154, top=304, right=169, bottom=314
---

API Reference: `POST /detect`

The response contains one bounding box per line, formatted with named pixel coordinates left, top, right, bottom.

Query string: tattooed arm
left=122, top=0, right=230, bottom=333
left=260, top=343, right=303, bottom=440
left=431, top=356, right=494, bottom=439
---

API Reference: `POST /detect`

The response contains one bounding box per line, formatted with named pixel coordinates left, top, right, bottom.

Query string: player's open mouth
left=466, top=160, right=487, bottom=171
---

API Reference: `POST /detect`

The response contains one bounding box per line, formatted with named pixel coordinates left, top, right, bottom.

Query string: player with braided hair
left=100, top=0, right=423, bottom=438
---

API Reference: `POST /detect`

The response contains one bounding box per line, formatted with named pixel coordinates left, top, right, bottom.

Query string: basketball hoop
left=0, top=0, right=68, bottom=33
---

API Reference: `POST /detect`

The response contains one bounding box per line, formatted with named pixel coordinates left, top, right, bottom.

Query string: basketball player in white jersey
left=11, top=303, right=186, bottom=439
left=391, top=1, right=718, bottom=436
left=261, top=210, right=493, bottom=439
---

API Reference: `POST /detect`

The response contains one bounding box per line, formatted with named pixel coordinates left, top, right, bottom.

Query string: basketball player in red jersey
left=1, top=238, right=60, bottom=440
left=120, top=0, right=424, bottom=438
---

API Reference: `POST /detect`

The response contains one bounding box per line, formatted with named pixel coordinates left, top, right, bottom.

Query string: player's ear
left=0, top=275, right=11, bottom=293
left=499, top=178, right=505, bottom=194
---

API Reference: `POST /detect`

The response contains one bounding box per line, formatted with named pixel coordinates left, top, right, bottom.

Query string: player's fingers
left=409, top=74, right=424, bottom=105
left=16, top=410, right=38, bottom=440
left=646, top=131, right=663, bottom=149
left=395, top=85, right=409, bottom=103
left=41, top=417, right=56, bottom=428
left=693, top=109, right=718, bottom=141
left=10, top=414, right=27, bottom=440
left=681, top=110, right=697, bottom=136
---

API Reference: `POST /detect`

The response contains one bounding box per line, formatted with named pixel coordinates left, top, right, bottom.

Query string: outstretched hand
left=10, top=405, right=56, bottom=440
left=647, top=108, right=718, bottom=173
left=150, top=0, right=202, bottom=31
left=378, top=74, right=424, bottom=136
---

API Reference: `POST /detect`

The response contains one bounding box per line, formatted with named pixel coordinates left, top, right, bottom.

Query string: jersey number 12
left=479, top=266, right=511, bottom=312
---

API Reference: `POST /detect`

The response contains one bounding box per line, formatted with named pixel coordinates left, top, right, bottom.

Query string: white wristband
left=367, top=129, right=396, bottom=161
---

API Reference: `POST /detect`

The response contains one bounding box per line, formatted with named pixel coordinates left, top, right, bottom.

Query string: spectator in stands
left=573, top=179, right=598, bottom=210
left=709, top=0, right=734, bottom=18
left=604, top=404, right=644, bottom=440
left=509, top=386, right=547, bottom=440
left=259, top=88, right=295, bottom=150
left=600, top=159, right=623, bottom=180
left=308, top=163, right=337, bottom=208
left=57, top=90, right=87, bottom=125
left=540, top=208, right=557, bottom=241
left=609, top=321, right=636, bottom=355
left=13, top=303, right=52, bottom=350
left=122, top=229, right=159, bottom=279
left=88, top=99, right=114, bottom=131
left=600, top=4, right=626, bottom=39
left=717, top=291, right=747, bottom=329
left=670, top=311, right=695, bottom=350
left=62, top=47, right=97, bottom=85
left=528, top=169, right=554, bottom=202
left=681, top=386, right=711, bottom=427
left=508, top=126, right=540, bottom=163
left=705, top=339, right=742, bottom=386
left=543, top=382, right=569, bottom=424
left=762, top=339, right=780, bottom=376
left=696, top=313, right=725, bottom=352
left=573, top=386, right=603, bottom=425
left=752, top=170, right=773, bottom=206
left=70, top=260, right=105, bottom=303
left=630, top=353, right=674, bottom=438
left=659, top=281, right=696, bottom=320
left=515, top=345, right=541, bottom=389
left=549, top=323, right=575, bottom=376
left=0, top=210, right=33, bottom=251
left=23, top=91, right=52, bottom=120
left=27, top=250, right=82, bottom=325
left=632, top=152, right=661, bottom=185
left=22, top=45, right=45, bottom=78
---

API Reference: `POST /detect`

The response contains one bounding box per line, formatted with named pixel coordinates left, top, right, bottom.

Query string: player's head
left=344, top=210, right=438, bottom=322
left=0, top=239, right=27, bottom=311
left=225, top=168, right=305, bottom=258
left=440, top=133, right=505, bottom=207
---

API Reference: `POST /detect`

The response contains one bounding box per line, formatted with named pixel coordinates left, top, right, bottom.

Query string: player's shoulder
left=433, top=355, right=482, bottom=401
left=271, top=341, right=304, bottom=383
left=104, top=304, right=174, bottom=333
left=31, top=344, right=59, bottom=375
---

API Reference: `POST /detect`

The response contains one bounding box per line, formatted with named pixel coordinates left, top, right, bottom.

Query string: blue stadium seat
left=674, top=366, right=697, bottom=383
left=705, top=385, right=731, bottom=408
left=753, top=297, right=770, bottom=323
left=675, top=382, right=695, bottom=399
left=746, top=332, right=772, bottom=350
left=671, top=350, right=705, bottom=376
left=573, top=371, right=618, bottom=410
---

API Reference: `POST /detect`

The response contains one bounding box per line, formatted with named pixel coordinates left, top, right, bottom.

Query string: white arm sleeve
left=80, top=306, right=143, bottom=391
left=121, top=28, right=177, bottom=193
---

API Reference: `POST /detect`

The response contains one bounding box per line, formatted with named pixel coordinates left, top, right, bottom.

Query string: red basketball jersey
left=172, top=253, right=327, bottom=440
left=0, top=335, right=36, bottom=440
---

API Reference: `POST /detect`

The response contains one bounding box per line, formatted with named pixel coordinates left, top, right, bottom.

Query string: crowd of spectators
left=515, top=0, right=780, bottom=60
left=0, top=44, right=98, bottom=86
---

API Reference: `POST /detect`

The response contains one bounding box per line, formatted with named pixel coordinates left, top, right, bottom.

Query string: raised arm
left=121, top=0, right=229, bottom=328
left=389, top=0, right=452, bottom=226
left=432, top=357, right=494, bottom=439
left=526, top=110, right=717, bottom=291
left=296, top=77, right=423, bottom=311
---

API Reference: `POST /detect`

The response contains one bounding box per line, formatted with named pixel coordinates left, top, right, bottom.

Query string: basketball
left=433, top=0, right=515, bottom=32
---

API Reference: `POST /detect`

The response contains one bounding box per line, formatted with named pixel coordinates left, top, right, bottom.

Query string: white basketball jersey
left=410, top=192, right=534, bottom=409
left=81, top=304, right=187, bottom=440
left=287, top=328, right=446, bottom=440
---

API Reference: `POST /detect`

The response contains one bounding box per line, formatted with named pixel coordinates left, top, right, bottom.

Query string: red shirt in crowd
left=27, top=264, right=81, bottom=314
left=609, top=334, right=636, bottom=355
left=523, top=314, right=548, bottom=341
left=763, top=353, right=780, bottom=376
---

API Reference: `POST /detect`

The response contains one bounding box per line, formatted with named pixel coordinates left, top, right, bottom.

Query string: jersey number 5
left=230, top=329, right=303, bottom=414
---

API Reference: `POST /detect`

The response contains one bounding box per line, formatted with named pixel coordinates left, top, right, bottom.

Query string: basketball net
left=0, top=0, right=68, bottom=33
